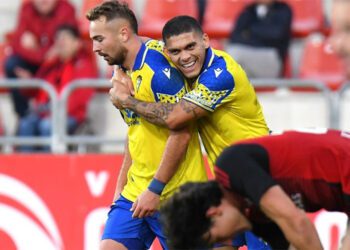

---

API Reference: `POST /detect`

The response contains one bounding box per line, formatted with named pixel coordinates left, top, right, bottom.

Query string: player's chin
left=183, top=69, right=200, bottom=80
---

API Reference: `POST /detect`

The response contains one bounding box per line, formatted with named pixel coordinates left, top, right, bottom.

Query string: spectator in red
left=4, top=0, right=78, bottom=118
left=16, top=24, right=98, bottom=152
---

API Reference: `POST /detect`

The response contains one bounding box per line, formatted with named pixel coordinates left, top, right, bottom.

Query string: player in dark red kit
left=160, top=129, right=350, bottom=250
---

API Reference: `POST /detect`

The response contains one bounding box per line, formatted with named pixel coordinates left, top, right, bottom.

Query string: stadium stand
left=299, top=35, right=346, bottom=91
left=0, top=42, right=7, bottom=79
left=79, top=0, right=134, bottom=39
left=0, top=0, right=344, bottom=152
left=138, top=0, right=198, bottom=38
left=283, top=0, right=324, bottom=38
left=202, top=0, right=252, bottom=39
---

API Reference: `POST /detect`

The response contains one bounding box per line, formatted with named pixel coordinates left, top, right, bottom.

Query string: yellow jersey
left=120, top=43, right=207, bottom=202
left=183, top=48, right=269, bottom=170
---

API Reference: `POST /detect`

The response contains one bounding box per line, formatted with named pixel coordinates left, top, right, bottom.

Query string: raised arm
left=120, top=97, right=206, bottom=130
left=260, top=186, right=323, bottom=250
left=109, top=68, right=208, bottom=130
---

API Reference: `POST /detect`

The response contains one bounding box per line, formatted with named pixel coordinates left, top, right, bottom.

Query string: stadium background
left=0, top=0, right=348, bottom=249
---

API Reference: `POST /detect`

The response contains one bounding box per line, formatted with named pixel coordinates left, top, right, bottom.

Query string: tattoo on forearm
left=179, top=100, right=200, bottom=119
left=124, top=96, right=175, bottom=126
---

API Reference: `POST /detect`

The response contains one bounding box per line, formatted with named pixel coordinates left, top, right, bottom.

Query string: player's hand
left=111, top=66, right=134, bottom=95
left=109, top=67, right=134, bottom=109
left=130, top=189, right=160, bottom=218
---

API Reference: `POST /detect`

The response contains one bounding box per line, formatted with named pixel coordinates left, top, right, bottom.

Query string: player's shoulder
left=145, top=39, right=165, bottom=53
left=144, top=47, right=171, bottom=70
left=198, top=49, right=234, bottom=90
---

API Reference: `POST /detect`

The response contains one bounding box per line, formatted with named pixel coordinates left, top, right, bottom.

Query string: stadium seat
left=299, top=36, right=346, bottom=91
left=0, top=42, right=6, bottom=78
left=79, top=0, right=134, bottom=39
left=202, top=0, right=252, bottom=39
left=282, top=0, right=324, bottom=37
left=138, top=0, right=198, bottom=38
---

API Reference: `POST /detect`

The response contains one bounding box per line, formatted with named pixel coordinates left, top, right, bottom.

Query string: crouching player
left=161, top=129, right=350, bottom=250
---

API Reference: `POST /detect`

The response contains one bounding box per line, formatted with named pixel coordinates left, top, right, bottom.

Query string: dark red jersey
left=215, top=129, right=350, bottom=216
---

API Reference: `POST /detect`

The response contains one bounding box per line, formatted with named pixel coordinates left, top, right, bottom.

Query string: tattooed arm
left=109, top=69, right=208, bottom=129
left=120, top=96, right=208, bottom=129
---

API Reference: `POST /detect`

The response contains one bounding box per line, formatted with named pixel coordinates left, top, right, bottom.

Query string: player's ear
left=206, top=206, right=221, bottom=217
left=164, top=46, right=170, bottom=57
left=203, top=33, right=210, bottom=49
left=119, top=26, right=130, bottom=42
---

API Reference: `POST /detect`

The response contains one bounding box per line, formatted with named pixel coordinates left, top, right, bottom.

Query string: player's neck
left=123, top=35, right=142, bottom=71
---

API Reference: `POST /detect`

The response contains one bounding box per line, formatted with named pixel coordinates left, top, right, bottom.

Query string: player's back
left=242, top=129, right=350, bottom=214
left=121, top=43, right=207, bottom=203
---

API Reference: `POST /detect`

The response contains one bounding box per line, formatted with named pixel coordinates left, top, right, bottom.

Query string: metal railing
left=251, top=78, right=336, bottom=128
left=334, top=81, right=350, bottom=129
left=0, top=79, right=60, bottom=152
left=59, top=79, right=125, bottom=153
left=0, top=78, right=347, bottom=153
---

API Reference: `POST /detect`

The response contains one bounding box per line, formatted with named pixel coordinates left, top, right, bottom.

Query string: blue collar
left=201, top=47, right=215, bottom=73
left=132, top=43, right=148, bottom=71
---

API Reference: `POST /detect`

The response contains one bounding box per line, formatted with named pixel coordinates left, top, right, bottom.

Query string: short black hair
left=162, top=15, right=203, bottom=42
left=56, top=24, right=80, bottom=38
left=86, top=0, right=138, bottom=33
left=160, top=181, right=223, bottom=249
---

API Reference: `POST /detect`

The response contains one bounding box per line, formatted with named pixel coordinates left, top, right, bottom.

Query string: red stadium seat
left=79, top=0, right=134, bottom=39
left=0, top=43, right=6, bottom=78
left=299, top=36, right=346, bottom=91
left=282, top=0, right=324, bottom=37
left=138, top=0, right=198, bottom=39
left=202, top=0, right=252, bottom=39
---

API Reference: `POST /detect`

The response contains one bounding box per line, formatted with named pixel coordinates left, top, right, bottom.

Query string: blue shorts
left=102, top=195, right=168, bottom=250
left=215, top=231, right=271, bottom=249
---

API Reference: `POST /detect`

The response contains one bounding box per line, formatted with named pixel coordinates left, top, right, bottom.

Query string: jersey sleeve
left=145, top=39, right=165, bottom=53
left=151, top=66, right=186, bottom=104
left=215, top=144, right=277, bottom=205
left=183, top=67, right=234, bottom=112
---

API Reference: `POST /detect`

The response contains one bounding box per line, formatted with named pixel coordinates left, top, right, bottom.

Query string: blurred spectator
left=226, top=0, right=292, bottom=78
left=16, top=24, right=98, bottom=152
left=197, top=0, right=207, bottom=25
left=4, top=0, right=78, bottom=118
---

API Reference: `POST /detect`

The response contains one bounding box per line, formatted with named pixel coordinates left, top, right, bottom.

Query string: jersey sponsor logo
left=162, top=68, right=171, bottom=79
left=214, top=68, right=223, bottom=78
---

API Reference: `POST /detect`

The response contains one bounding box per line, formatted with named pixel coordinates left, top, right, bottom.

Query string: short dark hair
left=162, top=15, right=203, bottom=42
left=160, top=181, right=223, bottom=249
left=86, top=0, right=138, bottom=33
left=56, top=24, right=80, bottom=39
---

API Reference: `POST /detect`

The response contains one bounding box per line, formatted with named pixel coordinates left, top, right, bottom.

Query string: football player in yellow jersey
left=110, top=16, right=270, bottom=250
left=87, top=3, right=207, bottom=250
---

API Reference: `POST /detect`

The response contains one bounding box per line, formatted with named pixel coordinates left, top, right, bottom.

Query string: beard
left=99, top=47, right=127, bottom=66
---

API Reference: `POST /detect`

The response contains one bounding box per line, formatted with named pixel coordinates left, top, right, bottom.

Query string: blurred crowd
left=0, top=0, right=344, bottom=152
